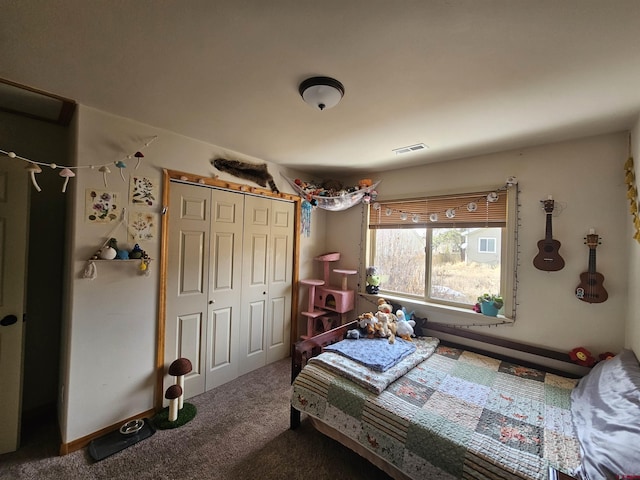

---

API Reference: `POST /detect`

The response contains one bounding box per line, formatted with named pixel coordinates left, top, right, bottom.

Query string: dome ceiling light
left=299, top=76, right=345, bottom=111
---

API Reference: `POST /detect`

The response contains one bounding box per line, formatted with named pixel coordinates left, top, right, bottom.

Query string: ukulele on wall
left=575, top=231, right=608, bottom=304
left=533, top=198, right=565, bottom=271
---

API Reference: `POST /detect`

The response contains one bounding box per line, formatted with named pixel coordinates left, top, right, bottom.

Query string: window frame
left=365, top=186, right=517, bottom=319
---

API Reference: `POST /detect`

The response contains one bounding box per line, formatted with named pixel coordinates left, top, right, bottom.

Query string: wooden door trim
left=154, top=169, right=301, bottom=409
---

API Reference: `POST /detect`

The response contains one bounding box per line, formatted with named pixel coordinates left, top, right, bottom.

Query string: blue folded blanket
left=323, top=337, right=416, bottom=372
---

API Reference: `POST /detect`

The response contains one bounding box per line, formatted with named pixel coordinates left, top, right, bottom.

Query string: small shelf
left=88, top=259, right=152, bottom=262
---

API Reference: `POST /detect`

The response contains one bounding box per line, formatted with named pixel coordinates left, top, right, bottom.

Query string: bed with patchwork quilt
left=290, top=322, right=640, bottom=480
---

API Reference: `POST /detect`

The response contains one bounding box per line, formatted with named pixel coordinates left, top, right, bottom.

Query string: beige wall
left=60, top=105, right=317, bottom=444
left=330, top=132, right=630, bottom=362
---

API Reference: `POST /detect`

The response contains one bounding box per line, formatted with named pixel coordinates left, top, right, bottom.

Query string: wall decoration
left=624, top=151, right=640, bottom=243
left=128, top=210, right=158, bottom=242
left=301, top=200, right=312, bottom=237
left=86, top=189, right=119, bottom=223
left=1, top=136, right=158, bottom=192
left=129, top=176, right=159, bottom=208
left=211, top=158, right=279, bottom=193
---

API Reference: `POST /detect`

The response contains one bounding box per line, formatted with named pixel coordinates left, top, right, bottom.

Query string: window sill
left=358, top=292, right=514, bottom=324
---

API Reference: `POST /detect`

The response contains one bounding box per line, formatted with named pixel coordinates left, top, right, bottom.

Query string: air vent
left=392, top=143, right=428, bottom=155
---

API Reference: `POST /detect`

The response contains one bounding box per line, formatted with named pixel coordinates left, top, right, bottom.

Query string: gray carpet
left=0, top=358, right=392, bottom=480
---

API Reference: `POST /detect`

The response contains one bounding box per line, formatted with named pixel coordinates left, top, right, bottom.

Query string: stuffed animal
left=357, top=312, right=377, bottom=338
left=412, top=316, right=428, bottom=337
left=375, top=298, right=397, bottom=343
left=395, top=314, right=416, bottom=341
left=366, top=266, right=381, bottom=294
left=346, top=329, right=361, bottom=339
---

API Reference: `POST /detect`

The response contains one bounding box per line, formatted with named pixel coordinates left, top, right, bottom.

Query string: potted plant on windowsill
left=476, top=293, right=503, bottom=317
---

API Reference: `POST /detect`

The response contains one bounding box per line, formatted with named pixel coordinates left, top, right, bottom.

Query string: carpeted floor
left=0, top=358, right=392, bottom=480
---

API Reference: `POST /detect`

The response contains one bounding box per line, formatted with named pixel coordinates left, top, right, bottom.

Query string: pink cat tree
left=299, top=252, right=357, bottom=339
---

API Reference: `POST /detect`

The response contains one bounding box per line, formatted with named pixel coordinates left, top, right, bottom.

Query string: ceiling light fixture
left=299, top=76, right=345, bottom=111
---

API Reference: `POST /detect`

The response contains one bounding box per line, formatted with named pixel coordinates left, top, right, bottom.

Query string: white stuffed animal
left=395, top=313, right=416, bottom=341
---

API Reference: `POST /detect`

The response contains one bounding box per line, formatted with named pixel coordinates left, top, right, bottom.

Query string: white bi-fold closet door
left=165, top=181, right=294, bottom=401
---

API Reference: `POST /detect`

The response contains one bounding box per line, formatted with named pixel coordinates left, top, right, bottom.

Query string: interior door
left=0, top=159, right=29, bottom=454
left=239, top=196, right=294, bottom=374
left=265, top=199, right=294, bottom=364
left=205, top=189, right=243, bottom=390
left=239, top=195, right=270, bottom=375
left=165, top=182, right=210, bottom=400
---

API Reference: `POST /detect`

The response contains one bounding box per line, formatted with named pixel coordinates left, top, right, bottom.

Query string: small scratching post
left=165, top=384, right=183, bottom=422
left=168, top=357, right=192, bottom=410
left=153, top=357, right=197, bottom=429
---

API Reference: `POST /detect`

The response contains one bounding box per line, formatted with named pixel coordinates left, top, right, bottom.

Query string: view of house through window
left=372, top=227, right=501, bottom=306
left=368, top=189, right=509, bottom=310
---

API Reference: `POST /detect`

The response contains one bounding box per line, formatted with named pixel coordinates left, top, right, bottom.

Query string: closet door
left=205, top=189, right=243, bottom=390
left=239, top=196, right=293, bottom=375
left=166, top=182, right=210, bottom=399
left=239, top=195, right=270, bottom=375
left=266, top=199, right=294, bottom=364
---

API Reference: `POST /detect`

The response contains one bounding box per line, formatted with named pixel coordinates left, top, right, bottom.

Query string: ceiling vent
left=392, top=143, right=428, bottom=155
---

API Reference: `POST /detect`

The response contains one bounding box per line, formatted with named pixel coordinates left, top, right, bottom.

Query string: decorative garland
left=372, top=176, right=518, bottom=223
left=0, top=136, right=158, bottom=192
left=624, top=151, right=640, bottom=243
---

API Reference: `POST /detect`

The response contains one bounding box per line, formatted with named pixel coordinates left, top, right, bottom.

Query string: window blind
left=369, top=189, right=508, bottom=229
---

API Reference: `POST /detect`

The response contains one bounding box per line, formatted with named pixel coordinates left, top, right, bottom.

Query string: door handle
left=1, top=314, right=18, bottom=326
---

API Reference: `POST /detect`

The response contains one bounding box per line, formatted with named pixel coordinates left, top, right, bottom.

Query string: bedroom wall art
left=0, top=135, right=157, bottom=191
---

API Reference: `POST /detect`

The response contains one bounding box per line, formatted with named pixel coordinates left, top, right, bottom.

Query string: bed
left=290, top=321, right=640, bottom=480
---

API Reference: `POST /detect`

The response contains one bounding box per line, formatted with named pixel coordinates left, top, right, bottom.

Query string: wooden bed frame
left=290, top=321, right=579, bottom=480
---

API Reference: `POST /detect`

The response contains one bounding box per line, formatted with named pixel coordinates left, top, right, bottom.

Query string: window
left=368, top=188, right=515, bottom=315
left=478, top=237, right=497, bottom=253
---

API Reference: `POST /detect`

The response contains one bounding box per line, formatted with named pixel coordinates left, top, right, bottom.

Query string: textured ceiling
left=2, top=0, right=640, bottom=175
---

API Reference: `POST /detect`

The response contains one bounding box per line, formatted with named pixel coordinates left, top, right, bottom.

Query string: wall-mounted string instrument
left=575, top=232, right=608, bottom=303
left=533, top=198, right=565, bottom=271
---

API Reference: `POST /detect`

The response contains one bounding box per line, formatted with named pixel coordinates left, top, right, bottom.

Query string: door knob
left=1, top=314, right=18, bottom=326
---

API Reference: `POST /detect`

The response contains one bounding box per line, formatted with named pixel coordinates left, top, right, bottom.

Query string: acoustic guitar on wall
left=533, top=199, right=565, bottom=271
left=575, top=232, right=608, bottom=304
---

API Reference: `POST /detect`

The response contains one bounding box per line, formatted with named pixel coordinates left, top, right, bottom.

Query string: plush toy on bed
left=375, top=298, right=398, bottom=343
left=395, top=310, right=416, bottom=341
left=346, top=329, right=361, bottom=339
left=357, top=312, right=378, bottom=338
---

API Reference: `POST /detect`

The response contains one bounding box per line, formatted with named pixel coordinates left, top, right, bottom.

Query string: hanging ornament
left=445, top=208, right=456, bottom=219
left=429, top=213, right=438, bottom=222
left=467, top=202, right=478, bottom=212
left=2, top=135, right=158, bottom=193
left=134, top=151, right=144, bottom=169
left=59, top=168, right=75, bottom=192
left=25, top=164, right=42, bottom=192
left=412, top=214, right=420, bottom=223
left=115, top=160, right=127, bottom=181
left=400, top=212, right=408, bottom=221
left=301, top=200, right=313, bottom=237
left=99, top=165, right=111, bottom=187
left=487, top=192, right=499, bottom=203
left=385, top=208, right=393, bottom=216
left=372, top=202, right=381, bottom=211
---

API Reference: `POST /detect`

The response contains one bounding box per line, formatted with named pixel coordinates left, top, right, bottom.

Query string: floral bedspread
left=292, top=344, right=582, bottom=480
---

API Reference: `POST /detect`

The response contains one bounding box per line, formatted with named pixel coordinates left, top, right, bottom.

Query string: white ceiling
left=2, top=0, right=640, bottom=175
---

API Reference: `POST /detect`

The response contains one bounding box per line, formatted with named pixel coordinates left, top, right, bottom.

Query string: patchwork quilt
left=291, top=344, right=582, bottom=480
